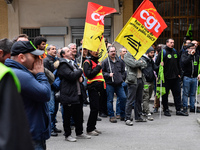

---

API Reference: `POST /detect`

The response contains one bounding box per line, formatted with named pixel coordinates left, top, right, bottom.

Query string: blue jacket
left=5, top=59, right=51, bottom=141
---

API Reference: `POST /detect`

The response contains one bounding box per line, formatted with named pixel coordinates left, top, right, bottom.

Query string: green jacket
left=124, top=51, right=147, bottom=84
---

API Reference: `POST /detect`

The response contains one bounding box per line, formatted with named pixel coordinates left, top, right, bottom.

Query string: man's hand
left=198, top=74, right=200, bottom=80
left=110, top=73, right=114, bottom=77
left=79, top=76, right=83, bottom=83
left=98, top=62, right=102, bottom=66
left=160, top=62, right=164, bottom=66
left=29, top=57, right=44, bottom=75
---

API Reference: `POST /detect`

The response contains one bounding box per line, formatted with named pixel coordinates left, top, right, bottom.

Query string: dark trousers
left=162, top=78, right=182, bottom=111
left=87, top=87, right=102, bottom=132
left=63, top=102, right=83, bottom=137
left=99, top=89, right=107, bottom=115
left=125, top=79, right=143, bottom=120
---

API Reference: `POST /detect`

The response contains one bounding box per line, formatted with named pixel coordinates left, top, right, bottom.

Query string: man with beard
left=141, top=47, right=159, bottom=121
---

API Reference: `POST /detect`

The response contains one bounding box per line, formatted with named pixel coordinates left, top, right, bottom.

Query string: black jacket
left=102, top=56, right=126, bottom=86
left=181, top=50, right=199, bottom=78
left=43, top=55, right=57, bottom=73
left=156, top=46, right=181, bottom=79
left=57, top=58, right=83, bottom=104
left=83, top=56, right=104, bottom=90
left=142, top=55, right=159, bottom=82
left=0, top=73, right=34, bottom=150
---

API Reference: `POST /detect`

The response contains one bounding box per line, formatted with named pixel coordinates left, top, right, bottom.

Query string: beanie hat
left=145, top=46, right=154, bottom=54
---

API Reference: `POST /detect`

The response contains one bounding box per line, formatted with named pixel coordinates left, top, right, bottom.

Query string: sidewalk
left=47, top=94, right=200, bottom=150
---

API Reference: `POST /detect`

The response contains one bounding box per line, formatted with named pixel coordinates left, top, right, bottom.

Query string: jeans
left=48, top=90, right=59, bottom=131
left=116, top=82, right=128, bottom=116
left=182, top=76, right=197, bottom=109
left=33, top=140, right=46, bottom=150
left=106, top=84, right=126, bottom=118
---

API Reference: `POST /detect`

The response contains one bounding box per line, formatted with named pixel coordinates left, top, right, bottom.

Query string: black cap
left=186, top=43, right=195, bottom=49
left=11, top=41, right=44, bottom=56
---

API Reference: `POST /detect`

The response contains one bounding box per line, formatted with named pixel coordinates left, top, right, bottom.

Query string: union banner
left=115, top=0, right=167, bottom=60
left=83, top=2, right=116, bottom=51
left=98, top=37, right=108, bottom=62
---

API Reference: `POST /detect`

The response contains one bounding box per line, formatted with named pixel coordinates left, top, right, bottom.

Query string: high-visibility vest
left=83, top=59, right=106, bottom=88
left=0, top=62, right=21, bottom=92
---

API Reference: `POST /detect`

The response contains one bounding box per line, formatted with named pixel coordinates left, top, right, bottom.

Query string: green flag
left=186, top=24, right=192, bottom=40
left=156, top=50, right=166, bottom=98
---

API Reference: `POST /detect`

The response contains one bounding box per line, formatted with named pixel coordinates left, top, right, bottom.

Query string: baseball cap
left=186, top=43, right=195, bottom=49
left=11, top=41, right=44, bottom=56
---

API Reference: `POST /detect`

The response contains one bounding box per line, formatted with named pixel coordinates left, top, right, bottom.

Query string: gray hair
left=107, top=46, right=116, bottom=52
left=46, top=45, right=56, bottom=51
left=119, top=47, right=126, bottom=53
left=68, top=43, right=76, bottom=49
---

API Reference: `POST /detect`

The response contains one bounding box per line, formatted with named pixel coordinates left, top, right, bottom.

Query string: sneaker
left=164, top=109, right=171, bottom=117
left=99, top=113, right=107, bottom=118
left=54, top=128, right=62, bottom=133
left=176, top=110, right=189, bottom=116
left=125, top=120, right=133, bottom=126
left=147, top=114, right=154, bottom=121
left=116, top=115, right=121, bottom=119
left=97, top=117, right=102, bottom=121
left=94, top=129, right=102, bottom=134
left=147, top=116, right=154, bottom=121
left=51, top=131, right=58, bottom=136
left=135, top=118, right=147, bottom=122
left=87, top=130, right=99, bottom=136
left=109, top=117, right=117, bottom=123
left=153, top=108, right=158, bottom=113
left=76, top=134, right=91, bottom=139
left=65, top=135, right=77, bottom=142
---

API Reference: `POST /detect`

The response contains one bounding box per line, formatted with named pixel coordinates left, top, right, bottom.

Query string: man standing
left=124, top=51, right=147, bottom=126
left=141, top=47, right=159, bottom=121
left=57, top=47, right=91, bottom=142
left=116, top=47, right=128, bottom=119
left=156, top=38, right=188, bottom=116
left=43, top=45, right=62, bottom=136
left=102, top=46, right=126, bottom=123
left=5, top=41, right=51, bottom=149
left=181, top=43, right=200, bottom=114
left=0, top=39, right=34, bottom=150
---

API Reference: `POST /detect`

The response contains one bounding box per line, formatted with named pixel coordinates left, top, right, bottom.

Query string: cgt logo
left=91, top=6, right=105, bottom=24
left=140, top=8, right=161, bottom=33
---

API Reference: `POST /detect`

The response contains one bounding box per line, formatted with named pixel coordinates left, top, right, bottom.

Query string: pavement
left=46, top=93, right=200, bottom=150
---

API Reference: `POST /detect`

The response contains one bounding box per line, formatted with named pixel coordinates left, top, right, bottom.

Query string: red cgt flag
left=83, top=2, right=116, bottom=51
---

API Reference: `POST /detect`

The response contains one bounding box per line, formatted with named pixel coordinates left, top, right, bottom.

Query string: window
left=21, top=28, right=40, bottom=42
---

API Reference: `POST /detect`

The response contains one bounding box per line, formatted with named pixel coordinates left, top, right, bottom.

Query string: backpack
left=162, top=48, right=178, bottom=58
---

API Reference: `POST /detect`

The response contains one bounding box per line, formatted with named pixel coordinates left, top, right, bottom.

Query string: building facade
left=0, top=0, right=199, bottom=51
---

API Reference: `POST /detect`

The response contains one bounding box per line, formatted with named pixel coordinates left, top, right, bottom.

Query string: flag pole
left=107, top=41, right=115, bottom=82
left=159, top=79, right=162, bottom=119
left=195, top=79, right=198, bottom=114
left=79, top=47, right=84, bottom=68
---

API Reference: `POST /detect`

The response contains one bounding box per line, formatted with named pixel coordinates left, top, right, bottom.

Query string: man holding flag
left=156, top=38, right=188, bottom=116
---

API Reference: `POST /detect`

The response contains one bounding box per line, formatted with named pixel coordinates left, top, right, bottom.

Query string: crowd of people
left=0, top=34, right=200, bottom=149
